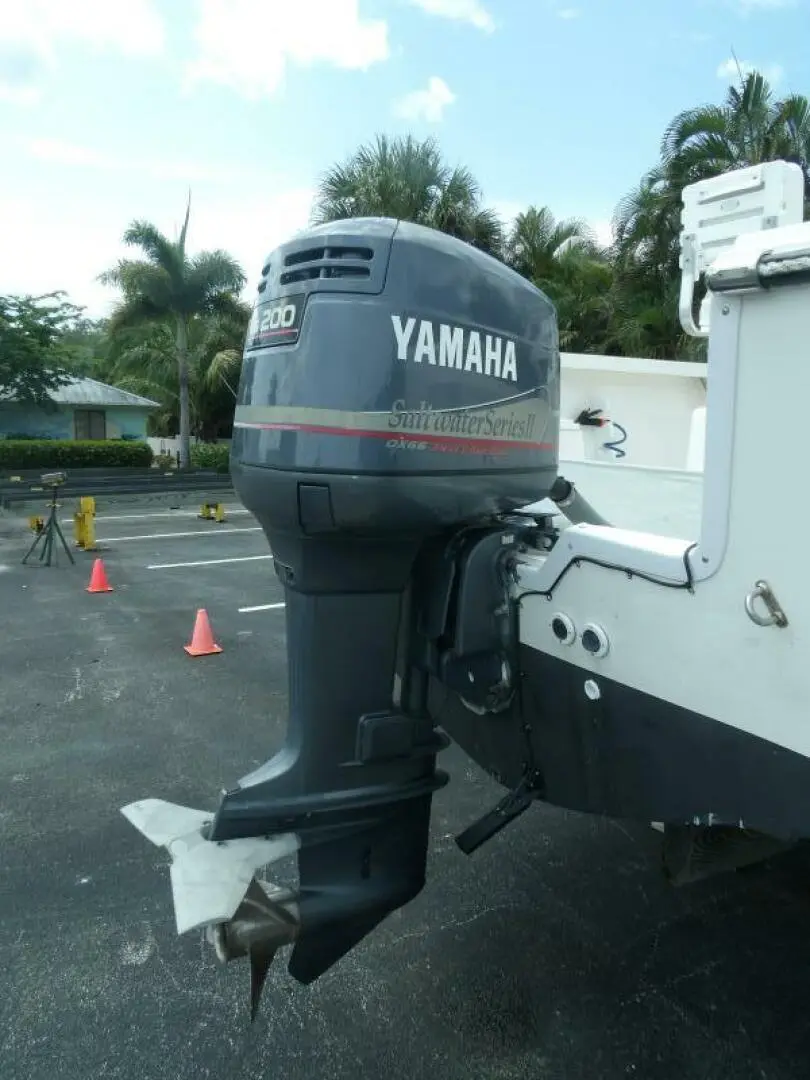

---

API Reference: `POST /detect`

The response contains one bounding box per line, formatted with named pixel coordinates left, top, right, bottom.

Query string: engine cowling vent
left=280, top=245, right=374, bottom=285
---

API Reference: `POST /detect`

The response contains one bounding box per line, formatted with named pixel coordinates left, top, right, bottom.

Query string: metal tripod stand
left=22, top=477, right=75, bottom=567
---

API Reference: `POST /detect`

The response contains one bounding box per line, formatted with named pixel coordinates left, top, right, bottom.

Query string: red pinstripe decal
left=235, top=420, right=553, bottom=453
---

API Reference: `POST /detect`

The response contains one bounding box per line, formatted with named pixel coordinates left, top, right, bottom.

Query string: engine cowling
left=232, top=216, right=559, bottom=574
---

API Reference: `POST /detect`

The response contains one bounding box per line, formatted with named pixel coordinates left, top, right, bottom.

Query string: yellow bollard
left=82, top=496, right=97, bottom=550
left=28, top=515, right=44, bottom=534
left=74, top=496, right=97, bottom=550
left=198, top=501, right=226, bottom=522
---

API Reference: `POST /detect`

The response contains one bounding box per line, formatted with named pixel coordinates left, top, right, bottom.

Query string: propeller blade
left=250, top=942, right=280, bottom=1022
left=206, top=877, right=302, bottom=1021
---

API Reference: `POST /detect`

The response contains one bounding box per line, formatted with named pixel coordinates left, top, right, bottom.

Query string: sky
left=0, top=0, right=807, bottom=319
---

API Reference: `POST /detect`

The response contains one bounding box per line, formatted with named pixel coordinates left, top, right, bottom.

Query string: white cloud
left=10, top=136, right=317, bottom=315
left=0, top=82, right=42, bottom=106
left=184, top=0, right=389, bottom=100
left=716, top=57, right=784, bottom=84
left=24, top=137, right=254, bottom=185
left=0, top=0, right=164, bottom=103
left=589, top=219, right=615, bottom=248
left=27, top=138, right=118, bottom=171
left=0, top=186, right=316, bottom=319
left=0, top=0, right=164, bottom=57
left=183, top=188, right=317, bottom=295
left=406, top=0, right=495, bottom=33
left=394, top=76, right=456, bottom=123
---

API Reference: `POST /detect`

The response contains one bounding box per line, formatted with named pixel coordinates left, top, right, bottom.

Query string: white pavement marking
left=97, top=527, right=262, bottom=542
left=238, top=602, right=286, bottom=613
left=93, top=509, right=250, bottom=522
left=147, top=554, right=273, bottom=570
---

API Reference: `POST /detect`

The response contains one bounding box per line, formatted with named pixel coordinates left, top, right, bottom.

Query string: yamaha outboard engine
left=123, top=217, right=559, bottom=1018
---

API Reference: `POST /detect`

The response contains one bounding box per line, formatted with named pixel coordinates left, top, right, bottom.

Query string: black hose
left=549, top=476, right=611, bottom=528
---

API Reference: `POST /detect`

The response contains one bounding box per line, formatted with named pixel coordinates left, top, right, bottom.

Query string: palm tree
left=608, top=69, right=809, bottom=360
left=660, top=70, right=810, bottom=197
left=608, top=166, right=686, bottom=356
left=540, top=250, right=616, bottom=353
left=501, top=206, right=613, bottom=352
left=104, top=304, right=250, bottom=442
left=99, top=197, right=246, bottom=467
left=504, top=205, right=598, bottom=282
left=611, top=165, right=681, bottom=280
left=311, top=134, right=504, bottom=255
left=615, top=70, right=810, bottom=272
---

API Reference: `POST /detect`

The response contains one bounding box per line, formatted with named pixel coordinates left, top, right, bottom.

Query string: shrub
left=0, top=439, right=153, bottom=470
left=190, top=442, right=230, bottom=473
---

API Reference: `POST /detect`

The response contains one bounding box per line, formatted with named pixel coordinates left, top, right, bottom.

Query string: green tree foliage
left=0, top=292, right=84, bottom=407
left=609, top=70, right=809, bottom=358
left=503, top=208, right=615, bottom=352
left=99, top=196, right=246, bottom=467
left=309, top=70, right=806, bottom=361
left=104, top=303, right=250, bottom=441
left=61, top=316, right=114, bottom=379
left=661, top=70, right=810, bottom=193
left=312, top=134, right=504, bottom=255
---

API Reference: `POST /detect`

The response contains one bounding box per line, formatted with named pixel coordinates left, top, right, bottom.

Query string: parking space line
left=92, top=509, right=251, bottom=522
left=147, top=554, right=273, bottom=570
left=239, top=602, right=286, bottom=613
left=98, top=527, right=262, bottom=542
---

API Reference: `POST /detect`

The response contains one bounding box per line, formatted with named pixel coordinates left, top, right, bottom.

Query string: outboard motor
left=123, top=217, right=559, bottom=1018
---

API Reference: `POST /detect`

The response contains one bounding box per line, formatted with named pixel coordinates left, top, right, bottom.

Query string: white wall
left=560, top=353, right=707, bottom=471
left=549, top=459, right=703, bottom=539
left=147, top=436, right=231, bottom=459
left=523, top=352, right=707, bottom=539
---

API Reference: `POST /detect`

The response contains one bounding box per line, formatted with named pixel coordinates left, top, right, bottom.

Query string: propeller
left=121, top=797, right=302, bottom=1017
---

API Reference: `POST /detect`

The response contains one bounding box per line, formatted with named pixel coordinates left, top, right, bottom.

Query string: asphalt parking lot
left=2, top=501, right=810, bottom=1080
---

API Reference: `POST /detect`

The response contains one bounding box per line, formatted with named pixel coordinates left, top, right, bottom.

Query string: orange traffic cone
left=184, top=608, right=223, bottom=656
left=86, top=557, right=113, bottom=593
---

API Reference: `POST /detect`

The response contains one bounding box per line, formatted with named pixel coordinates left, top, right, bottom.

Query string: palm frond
left=205, top=348, right=242, bottom=396
left=99, top=259, right=176, bottom=311
left=661, top=106, right=729, bottom=162
left=467, top=208, right=505, bottom=256
left=199, top=289, right=250, bottom=325
left=106, top=293, right=170, bottom=336
left=182, top=251, right=246, bottom=314
left=122, top=221, right=185, bottom=289
left=178, top=191, right=192, bottom=257
left=310, top=132, right=497, bottom=243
